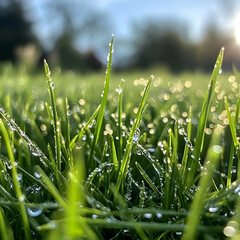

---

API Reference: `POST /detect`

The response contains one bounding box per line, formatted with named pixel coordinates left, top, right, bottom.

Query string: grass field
left=0, top=39, right=240, bottom=239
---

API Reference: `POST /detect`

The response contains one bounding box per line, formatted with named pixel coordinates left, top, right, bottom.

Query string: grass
left=0, top=38, right=240, bottom=239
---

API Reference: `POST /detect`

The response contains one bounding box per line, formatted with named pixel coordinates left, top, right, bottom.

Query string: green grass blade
left=225, top=97, right=240, bottom=179
left=185, top=47, right=224, bottom=189
left=228, top=198, right=240, bottom=239
left=83, top=219, right=223, bottom=233
left=44, top=60, right=62, bottom=171
left=227, top=143, right=235, bottom=187
left=225, top=97, right=239, bottom=148
left=37, top=163, right=98, bottom=239
left=117, top=79, right=125, bottom=160
left=36, top=166, right=68, bottom=209
left=0, top=206, right=12, bottom=240
left=0, top=119, right=31, bottom=240
left=47, top=144, right=61, bottom=188
left=70, top=105, right=100, bottom=151
left=0, top=107, right=52, bottom=167
left=109, top=134, right=118, bottom=171
left=88, top=36, right=114, bottom=170
left=67, top=150, right=97, bottom=239
left=114, top=75, right=153, bottom=200
left=135, top=162, right=161, bottom=196
left=181, top=106, right=192, bottom=184
left=182, top=126, right=223, bottom=240
left=37, top=218, right=223, bottom=233
left=64, top=98, right=71, bottom=149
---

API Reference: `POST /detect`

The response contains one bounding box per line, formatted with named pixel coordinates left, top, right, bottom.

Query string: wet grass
left=0, top=38, right=240, bottom=239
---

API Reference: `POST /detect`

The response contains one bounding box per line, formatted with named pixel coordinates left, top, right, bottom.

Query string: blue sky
left=24, top=0, right=240, bottom=62
left=91, top=0, right=239, bottom=41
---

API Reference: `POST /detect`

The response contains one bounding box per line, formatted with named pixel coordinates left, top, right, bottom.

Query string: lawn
left=0, top=39, right=239, bottom=239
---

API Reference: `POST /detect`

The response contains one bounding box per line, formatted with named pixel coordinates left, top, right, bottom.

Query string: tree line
left=1, top=0, right=240, bottom=73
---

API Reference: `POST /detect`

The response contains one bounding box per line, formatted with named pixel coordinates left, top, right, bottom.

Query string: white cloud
left=92, top=0, right=128, bottom=9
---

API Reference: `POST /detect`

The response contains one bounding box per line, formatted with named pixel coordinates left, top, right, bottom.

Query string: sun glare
left=234, top=14, right=240, bottom=44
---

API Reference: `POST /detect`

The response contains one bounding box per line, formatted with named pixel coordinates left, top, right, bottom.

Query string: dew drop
left=34, top=171, right=41, bottom=179
left=49, top=221, right=56, bottom=229
left=50, top=82, right=55, bottom=89
left=143, top=213, right=152, bottom=219
left=209, top=206, right=218, bottom=213
left=234, top=186, right=240, bottom=195
left=213, top=145, right=222, bottom=153
left=136, top=149, right=142, bottom=155
left=19, top=194, right=25, bottom=202
left=27, top=207, right=42, bottom=217
left=115, top=88, right=122, bottom=94
left=17, top=173, right=23, bottom=181
left=130, top=119, right=135, bottom=125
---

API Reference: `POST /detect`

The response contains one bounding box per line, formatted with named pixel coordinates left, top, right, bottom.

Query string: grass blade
left=36, top=166, right=68, bottom=208
left=0, top=107, right=51, bottom=167
left=88, top=36, right=114, bottom=170
left=181, top=106, right=192, bottom=184
left=114, top=75, right=153, bottom=200
left=0, top=206, right=13, bottom=240
left=185, top=47, right=224, bottom=189
left=182, top=126, right=223, bottom=240
left=109, top=134, right=118, bottom=171
left=225, top=97, right=240, bottom=179
left=117, top=79, right=125, bottom=160
left=135, top=162, right=162, bottom=196
left=70, top=105, right=100, bottom=151
left=0, top=119, right=31, bottom=240
left=44, top=60, right=62, bottom=171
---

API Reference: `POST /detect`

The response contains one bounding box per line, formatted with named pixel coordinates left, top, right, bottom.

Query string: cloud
left=92, top=0, right=128, bottom=9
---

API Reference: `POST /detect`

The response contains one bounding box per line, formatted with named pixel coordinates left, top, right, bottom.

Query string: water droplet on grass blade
left=34, top=171, right=41, bottom=179
left=209, top=206, right=218, bottom=213
left=49, top=221, right=56, bottom=229
left=17, top=173, right=23, bottom=181
left=50, top=82, right=55, bottom=89
left=234, top=186, right=240, bottom=195
left=133, top=128, right=140, bottom=143
left=136, top=149, right=142, bottom=155
left=130, top=119, right=135, bottom=125
left=115, top=88, right=122, bottom=94
left=213, top=145, right=222, bottom=153
left=27, top=207, right=42, bottom=217
left=144, top=213, right=152, bottom=219
left=0, top=107, right=5, bottom=113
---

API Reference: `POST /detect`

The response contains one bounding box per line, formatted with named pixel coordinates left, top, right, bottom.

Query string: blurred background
left=1, top=0, right=240, bottom=73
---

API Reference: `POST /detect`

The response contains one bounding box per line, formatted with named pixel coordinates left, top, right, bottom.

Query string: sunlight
left=234, top=14, right=240, bottom=44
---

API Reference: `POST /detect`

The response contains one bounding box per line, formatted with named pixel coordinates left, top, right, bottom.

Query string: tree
left=132, top=21, right=195, bottom=72
left=24, top=0, right=110, bottom=71
left=54, top=33, right=102, bottom=73
left=0, top=0, right=35, bottom=62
